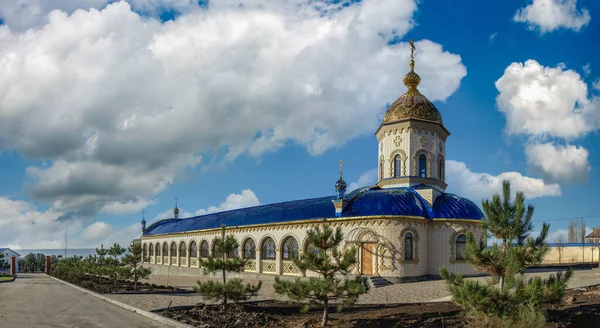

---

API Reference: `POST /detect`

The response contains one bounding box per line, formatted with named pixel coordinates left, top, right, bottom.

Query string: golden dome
left=382, top=57, right=443, bottom=124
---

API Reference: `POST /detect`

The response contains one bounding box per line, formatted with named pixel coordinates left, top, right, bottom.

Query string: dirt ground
left=75, top=277, right=186, bottom=294
left=159, top=285, right=600, bottom=328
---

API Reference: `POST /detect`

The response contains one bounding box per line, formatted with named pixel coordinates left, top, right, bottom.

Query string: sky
left=0, top=0, right=599, bottom=249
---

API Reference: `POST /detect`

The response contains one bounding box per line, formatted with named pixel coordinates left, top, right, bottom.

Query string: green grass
left=0, top=275, right=14, bottom=282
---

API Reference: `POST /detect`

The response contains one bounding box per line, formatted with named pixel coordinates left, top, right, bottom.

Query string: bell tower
left=374, top=40, right=450, bottom=206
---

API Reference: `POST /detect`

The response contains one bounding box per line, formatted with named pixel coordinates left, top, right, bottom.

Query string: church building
left=139, top=42, right=485, bottom=282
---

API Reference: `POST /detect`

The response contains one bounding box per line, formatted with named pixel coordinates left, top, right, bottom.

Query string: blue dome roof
left=143, top=187, right=483, bottom=236
left=432, top=193, right=484, bottom=220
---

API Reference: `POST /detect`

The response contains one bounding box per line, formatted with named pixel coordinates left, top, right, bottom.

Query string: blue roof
left=432, top=193, right=485, bottom=220
left=143, top=187, right=484, bottom=236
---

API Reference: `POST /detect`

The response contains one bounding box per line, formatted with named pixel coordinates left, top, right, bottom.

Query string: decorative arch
left=281, top=236, right=299, bottom=260
left=388, top=149, right=407, bottom=178
left=179, top=241, right=187, bottom=258
left=261, top=236, right=276, bottom=260
left=189, top=240, right=198, bottom=258
left=398, top=226, right=419, bottom=264
left=149, top=243, right=154, bottom=256
left=227, top=239, right=239, bottom=259
left=162, top=242, right=168, bottom=257
left=199, top=240, right=209, bottom=258
left=170, top=241, right=177, bottom=259
left=438, top=154, right=445, bottom=181
left=449, top=229, right=468, bottom=264
left=242, top=237, right=256, bottom=259
left=346, top=227, right=397, bottom=275
left=211, top=238, right=222, bottom=258
left=155, top=242, right=161, bottom=256
left=413, top=149, right=431, bottom=178
left=142, top=243, right=147, bottom=258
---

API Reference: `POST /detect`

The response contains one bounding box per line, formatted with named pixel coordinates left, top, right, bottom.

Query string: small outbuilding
left=0, top=248, right=21, bottom=273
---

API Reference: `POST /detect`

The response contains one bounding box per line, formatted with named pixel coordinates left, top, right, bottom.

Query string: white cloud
left=195, top=189, right=261, bottom=215
left=583, top=63, right=591, bottom=77
left=0, top=196, right=78, bottom=249
left=0, top=1, right=467, bottom=220
left=101, top=198, right=156, bottom=215
left=445, top=160, right=561, bottom=203
left=513, top=0, right=591, bottom=34
left=152, top=189, right=261, bottom=223
left=0, top=0, right=202, bottom=32
left=81, top=221, right=113, bottom=240
left=489, top=32, right=497, bottom=42
left=79, top=221, right=142, bottom=248
left=593, top=78, right=600, bottom=91
left=0, top=195, right=143, bottom=248
left=525, top=142, right=590, bottom=183
left=495, top=59, right=600, bottom=139
left=348, top=169, right=377, bottom=192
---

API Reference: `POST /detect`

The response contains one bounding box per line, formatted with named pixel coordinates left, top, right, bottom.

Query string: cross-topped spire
left=173, top=197, right=180, bottom=219
left=339, top=158, right=344, bottom=179
left=141, top=210, right=146, bottom=231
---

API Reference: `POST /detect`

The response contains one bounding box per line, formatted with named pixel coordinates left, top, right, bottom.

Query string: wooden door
left=361, top=243, right=373, bottom=275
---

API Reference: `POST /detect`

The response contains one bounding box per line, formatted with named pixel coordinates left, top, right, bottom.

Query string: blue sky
left=0, top=0, right=599, bottom=248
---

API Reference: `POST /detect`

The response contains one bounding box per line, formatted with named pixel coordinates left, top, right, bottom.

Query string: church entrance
left=361, top=243, right=373, bottom=275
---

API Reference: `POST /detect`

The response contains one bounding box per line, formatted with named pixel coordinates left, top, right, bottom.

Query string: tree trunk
left=321, top=300, right=329, bottom=327
left=134, top=278, right=138, bottom=291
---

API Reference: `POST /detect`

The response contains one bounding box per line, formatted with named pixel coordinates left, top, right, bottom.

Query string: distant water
left=16, top=249, right=97, bottom=258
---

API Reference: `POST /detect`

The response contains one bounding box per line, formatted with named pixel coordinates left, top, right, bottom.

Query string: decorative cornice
left=376, top=176, right=447, bottom=190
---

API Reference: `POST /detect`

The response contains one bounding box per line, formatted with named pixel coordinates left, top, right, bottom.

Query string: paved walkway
left=0, top=273, right=173, bottom=328
left=104, top=268, right=600, bottom=311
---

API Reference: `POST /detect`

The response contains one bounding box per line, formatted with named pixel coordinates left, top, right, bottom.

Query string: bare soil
left=74, top=277, right=187, bottom=294
left=159, top=285, right=600, bottom=328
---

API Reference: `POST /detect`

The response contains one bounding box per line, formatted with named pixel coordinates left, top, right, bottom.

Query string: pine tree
left=95, top=246, right=109, bottom=283
left=107, top=243, right=126, bottom=286
left=440, top=180, right=572, bottom=327
left=195, top=226, right=261, bottom=306
left=273, top=225, right=369, bottom=327
left=122, top=244, right=152, bottom=291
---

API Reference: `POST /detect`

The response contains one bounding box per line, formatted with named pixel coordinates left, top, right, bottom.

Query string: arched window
left=404, top=232, right=414, bottom=260
left=200, top=241, right=209, bottom=258
left=438, top=158, right=444, bottom=181
left=394, top=155, right=402, bottom=178
left=262, top=237, right=276, bottom=260
left=162, top=243, right=168, bottom=257
left=155, top=243, right=161, bottom=256
left=227, top=241, right=239, bottom=258
left=179, top=241, right=186, bottom=258
left=170, top=242, right=177, bottom=258
left=282, top=237, right=299, bottom=260
left=212, top=240, right=223, bottom=258
left=142, top=244, right=147, bottom=257
left=456, top=234, right=467, bottom=260
left=244, top=239, right=256, bottom=259
left=149, top=244, right=154, bottom=256
left=418, top=154, right=427, bottom=178
left=190, top=241, right=197, bottom=258
left=379, top=159, right=384, bottom=180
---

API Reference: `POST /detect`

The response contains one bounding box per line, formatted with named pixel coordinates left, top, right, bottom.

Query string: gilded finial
left=339, top=158, right=344, bottom=179
left=403, top=39, right=420, bottom=90
left=408, top=38, right=416, bottom=72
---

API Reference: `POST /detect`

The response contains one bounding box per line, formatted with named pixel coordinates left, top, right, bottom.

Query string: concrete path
left=0, top=273, right=174, bottom=328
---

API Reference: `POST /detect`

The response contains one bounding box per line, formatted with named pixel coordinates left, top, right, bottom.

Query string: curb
left=46, top=275, right=194, bottom=328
